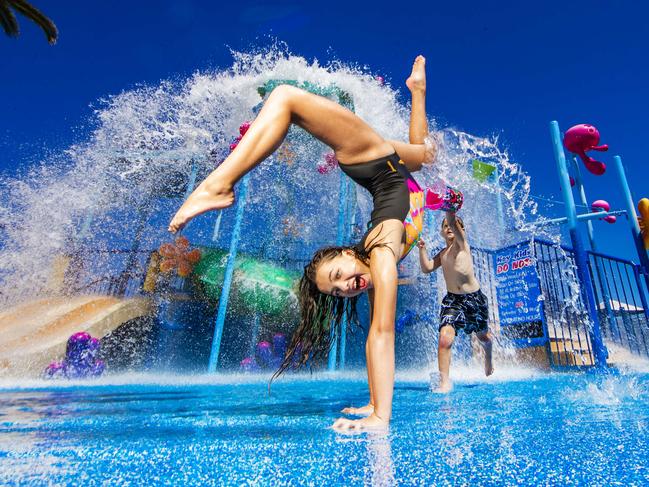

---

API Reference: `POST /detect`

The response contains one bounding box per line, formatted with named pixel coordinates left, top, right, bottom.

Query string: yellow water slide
left=0, top=295, right=152, bottom=377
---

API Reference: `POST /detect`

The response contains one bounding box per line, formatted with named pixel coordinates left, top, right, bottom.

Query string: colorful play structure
left=0, top=79, right=648, bottom=378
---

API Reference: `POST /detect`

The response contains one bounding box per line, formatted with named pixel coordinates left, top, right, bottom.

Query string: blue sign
left=494, top=243, right=543, bottom=326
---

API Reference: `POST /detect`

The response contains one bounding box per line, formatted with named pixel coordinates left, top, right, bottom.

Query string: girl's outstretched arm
left=333, top=220, right=403, bottom=431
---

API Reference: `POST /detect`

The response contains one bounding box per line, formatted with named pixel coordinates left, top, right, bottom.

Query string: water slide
left=193, top=249, right=300, bottom=319
left=0, top=295, right=151, bottom=377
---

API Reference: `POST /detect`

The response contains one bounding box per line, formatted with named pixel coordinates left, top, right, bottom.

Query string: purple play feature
left=44, top=331, right=105, bottom=379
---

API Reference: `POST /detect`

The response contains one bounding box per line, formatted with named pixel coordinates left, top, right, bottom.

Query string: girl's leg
left=405, top=55, right=429, bottom=144
left=169, top=85, right=393, bottom=232
left=437, top=325, right=456, bottom=393
left=386, top=55, right=436, bottom=171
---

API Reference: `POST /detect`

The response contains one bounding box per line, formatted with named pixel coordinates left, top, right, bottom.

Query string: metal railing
left=66, top=249, right=151, bottom=298
left=588, top=252, right=649, bottom=358
left=533, top=240, right=595, bottom=368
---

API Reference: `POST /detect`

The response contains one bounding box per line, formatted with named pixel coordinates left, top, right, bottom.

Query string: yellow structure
left=638, top=198, right=649, bottom=250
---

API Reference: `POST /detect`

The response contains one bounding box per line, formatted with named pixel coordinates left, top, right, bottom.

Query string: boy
left=417, top=212, right=493, bottom=393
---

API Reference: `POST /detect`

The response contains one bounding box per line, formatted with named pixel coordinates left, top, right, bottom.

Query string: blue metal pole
left=183, top=159, right=198, bottom=200
left=338, top=183, right=356, bottom=370
left=493, top=166, right=506, bottom=239
left=328, top=173, right=350, bottom=371
left=571, top=155, right=617, bottom=340
left=211, top=211, right=223, bottom=242
left=570, top=156, right=597, bottom=250
left=550, top=121, right=608, bottom=368
left=543, top=210, right=627, bottom=226
left=208, top=173, right=251, bottom=372
left=248, top=313, right=261, bottom=357
left=611, top=155, right=649, bottom=293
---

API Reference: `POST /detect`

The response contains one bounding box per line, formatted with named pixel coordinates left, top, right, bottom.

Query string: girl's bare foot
left=332, top=413, right=389, bottom=432
left=341, top=404, right=374, bottom=417
left=168, top=180, right=235, bottom=233
left=405, top=55, right=426, bottom=92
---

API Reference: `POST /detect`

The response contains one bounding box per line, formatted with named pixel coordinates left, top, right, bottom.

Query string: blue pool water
left=1, top=371, right=648, bottom=485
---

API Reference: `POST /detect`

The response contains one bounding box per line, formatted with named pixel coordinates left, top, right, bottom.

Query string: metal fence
left=66, top=249, right=151, bottom=298
left=533, top=240, right=595, bottom=368
left=533, top=239, right=649, bottom=368
left=588, top=252, right=649, bottom=359
left=61, top=238, right=649, bottom=370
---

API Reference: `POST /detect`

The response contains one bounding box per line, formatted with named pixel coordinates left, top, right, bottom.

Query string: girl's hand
left=417, top=239, right=426, bottom=249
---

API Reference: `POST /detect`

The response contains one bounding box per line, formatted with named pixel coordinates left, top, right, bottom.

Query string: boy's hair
left=441, top=215, right=465, bottom=230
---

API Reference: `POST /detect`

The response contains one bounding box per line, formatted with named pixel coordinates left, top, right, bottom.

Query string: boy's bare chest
left=440, top=246, right=473, bottom=275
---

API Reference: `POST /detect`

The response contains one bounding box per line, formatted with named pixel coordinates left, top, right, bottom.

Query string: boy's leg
left=437, top=325, right=456, bottom=393
left=476, top=330, right=494, bottom=376
left=169, top=84, right=393, bottom=232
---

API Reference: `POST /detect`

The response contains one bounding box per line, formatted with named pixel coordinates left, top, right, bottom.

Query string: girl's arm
left=366, top=245, right=398, bottom=423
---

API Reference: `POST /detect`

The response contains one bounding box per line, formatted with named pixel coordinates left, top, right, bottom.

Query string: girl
left=170, top=56, right=440, bottom=430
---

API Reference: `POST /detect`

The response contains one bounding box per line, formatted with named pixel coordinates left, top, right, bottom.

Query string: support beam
left=550, top=121, right=608, bottom=368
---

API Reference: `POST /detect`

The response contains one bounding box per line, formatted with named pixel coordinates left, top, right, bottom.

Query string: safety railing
left=533, top=240, right=595, bottom=368
left=65, top=249, right=151, bottom=298
left=588, top=252, right=649, bottom=358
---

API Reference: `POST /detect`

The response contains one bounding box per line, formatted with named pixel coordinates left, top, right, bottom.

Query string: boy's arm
left=445, top=211, right=466, bottom=245
left=417, top=240, right=442, bottom=273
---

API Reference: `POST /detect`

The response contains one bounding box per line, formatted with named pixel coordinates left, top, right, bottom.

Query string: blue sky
left=2, top=0, right=648, bottom=261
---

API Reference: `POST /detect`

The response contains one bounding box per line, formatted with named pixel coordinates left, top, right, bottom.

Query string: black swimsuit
left=338, top=153, right=425, bottom=261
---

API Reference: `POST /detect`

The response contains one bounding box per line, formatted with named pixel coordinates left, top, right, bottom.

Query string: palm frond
left=7, top=0, right=57, bottom=44
left=0, top=2, right=19, bottom=38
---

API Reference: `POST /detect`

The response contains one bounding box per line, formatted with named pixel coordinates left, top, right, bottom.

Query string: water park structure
left=0, top=71, right=647, bottom=379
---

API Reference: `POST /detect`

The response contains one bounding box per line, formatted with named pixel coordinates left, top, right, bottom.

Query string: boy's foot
left=168, top=180, right=235, bottom=233
left=434, top=380, right=453, bottom=394
left=332, top=413, right=389, bottom=432
left=485, top=362, right=494, bottom=376
left=483, top=338, right=494, bottom=376
left=405, top=55, right=426, bottom=92
left=485, top=354, right=494, bottom=376
left=341, top=404, right=374, bottom=417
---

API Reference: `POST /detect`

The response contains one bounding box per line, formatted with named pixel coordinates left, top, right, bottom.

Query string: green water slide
left=258, top=80, right=354, bottom=110
left=193, top=248, right=300, bottom=319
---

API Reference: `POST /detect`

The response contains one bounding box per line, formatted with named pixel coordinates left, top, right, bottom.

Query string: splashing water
left=0, top=44, right=573, bottom=371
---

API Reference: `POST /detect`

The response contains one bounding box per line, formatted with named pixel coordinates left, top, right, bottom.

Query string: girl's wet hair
left=271, top=230, right=392, bottom=383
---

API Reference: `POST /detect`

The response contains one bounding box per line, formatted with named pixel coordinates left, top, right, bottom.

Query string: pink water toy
left=591, top=200, right=610, bottom=212
left=563, top=124, right=608, bottom=176
left=239, top=121, right=251, bottom=136
left=424, top=183, right=464, bottom=212
left=317, top=152, right=338, bottom=174
left=591, top=200, right=617, bottom=224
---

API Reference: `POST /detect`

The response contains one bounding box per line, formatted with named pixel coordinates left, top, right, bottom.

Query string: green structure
left=194, top=248, right=300, bottom=320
